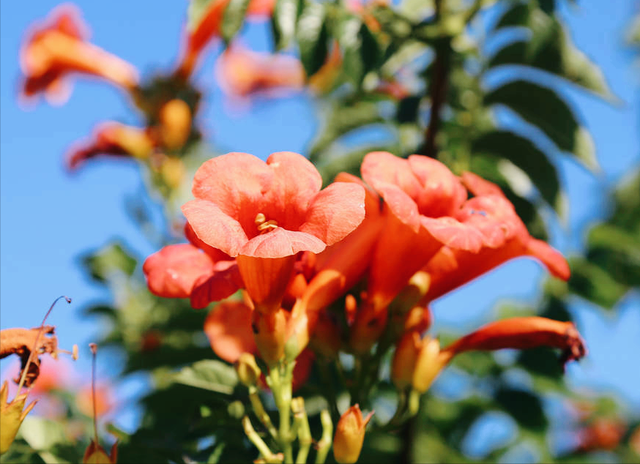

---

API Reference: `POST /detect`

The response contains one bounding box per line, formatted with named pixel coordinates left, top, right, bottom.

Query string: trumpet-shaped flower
left=215, top=45, right=305, bottom=99
left=20, top=5, right=138, bottom=105
left=418, top=172, right=570, bottom=304
left=182, top=151, right=365, bottom=314
left=333, top=405, right=374, bottom=464
left=66, top=122, right=153, bottom=170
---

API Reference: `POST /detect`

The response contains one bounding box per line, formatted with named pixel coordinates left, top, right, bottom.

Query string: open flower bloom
left=418, top=172, right=570, bottom=304
left=215, top=45, right=305, bottom=99
left=182, top=151, right=365, bottom=314
left=143, top=224, right=241, bottom=309
left=360, top=152, right=486, bottom=313
left=66, top=122, right=154, bottom=170
left=20, top=5, right=138, bottom=105
left=177, top=0, right=275, bottom=77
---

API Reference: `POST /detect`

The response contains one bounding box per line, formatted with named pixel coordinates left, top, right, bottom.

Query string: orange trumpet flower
left=215, top=45, right=305, bottom=99
left=20, top=5, right=139, bottom=105
left=182, top=152, right=365, bottom=314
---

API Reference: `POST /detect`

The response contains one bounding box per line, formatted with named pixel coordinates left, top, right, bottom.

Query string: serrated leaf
left=221, top=0, right=252, bottom=44
left=488, top=18, right=613, bottom=98
left=173, top=360, right=238, bottom=394
left=271, top=0, right=303, bottom=50
left=472, top=131, right=561, bottom=212
left=81, top=242, right=137, bottom=283
left=297, top=2, right=329, bottom=76
left=484, top=80, right=597, bottom=170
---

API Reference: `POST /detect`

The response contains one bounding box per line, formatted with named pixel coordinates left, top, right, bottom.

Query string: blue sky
left=1, top=0, right=639, bottom=433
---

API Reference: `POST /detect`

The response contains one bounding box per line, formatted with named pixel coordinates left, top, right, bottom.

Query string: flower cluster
left=143, top=149, right=584, bottom=462
left=144, top=149, right=580, bottom=371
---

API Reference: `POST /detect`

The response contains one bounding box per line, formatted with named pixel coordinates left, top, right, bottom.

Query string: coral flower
left=182, top=151, right=365, bottom=314
left=177, top=0, right=275, bottom=77
left=66, top=122, right=153, bottom=170
left=215, top=45, right=305, bottom=99
left=418, top=172, right=570, bottom=304
left=360, top=152, right=486, bottom=313
left=143, top=224, right=241, bottom=309
left=20, top=5, right=138, bottom=105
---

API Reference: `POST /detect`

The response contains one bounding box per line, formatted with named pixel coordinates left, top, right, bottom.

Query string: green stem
left=269, top=361, right=295, bottom=463
left=315, top=410, right=333, bottom=464
left=249, top=387, right=278, bottom=440
left=292, top=398, right=312, bottom=464
left=243, top=416, right=281, bottom=463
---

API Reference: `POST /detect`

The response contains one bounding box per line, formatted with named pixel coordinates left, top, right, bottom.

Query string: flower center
left=255, top=213, right=278, bottom=234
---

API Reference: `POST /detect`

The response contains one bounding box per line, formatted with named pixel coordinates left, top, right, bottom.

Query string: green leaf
left=568, top=257, right=629, bottom=309
left=271, top=0, right=303, bottom=50
left=308, top=100, right=384, bottom=162
left=493, top=2, right=531, bottom=30
left=339, top=16, right=381, bottom=86
left=221, top=0, right=252, bottom=44
left=484, top=79, right=597, bottom=170
left=81, top=242, right=137, bottom=283
left=488, top=19, right=613, bottom=98
left=472, top=131, right=561, bottom=212
left=173, top=360, right=238, bottom=394
left=297, top=2, right=329, bottom=76
left=495, top=388, right=547, bottom=431
left=586, top=224, right=640, bottom=287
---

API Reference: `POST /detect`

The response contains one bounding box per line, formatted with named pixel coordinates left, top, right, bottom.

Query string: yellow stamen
left=254, top=213, right=278, bottom=234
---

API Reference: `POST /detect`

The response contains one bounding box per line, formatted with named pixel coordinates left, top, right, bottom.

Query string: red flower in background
left=182, top=151, right=365, bottom=314
left=20, top=4, right=138, bottom=105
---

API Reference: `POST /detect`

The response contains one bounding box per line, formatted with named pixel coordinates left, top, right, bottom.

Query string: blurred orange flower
left=215, top=45, right=305, bottom=99
left=178, top=0, right=275, bottom=77
left=20, top=4, right=138, bottom=105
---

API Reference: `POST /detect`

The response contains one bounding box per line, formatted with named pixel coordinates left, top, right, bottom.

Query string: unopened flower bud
left=235, top=353, right=261, bottom=387
left=253, top=309, right=288, bottom=366
left=412, top=337, right=451, bottom=394
left=159, top=99, right=192, bottom=150
left=391, top=332, right=421, bottom=390
left=333, top=405, right=373, bottom=464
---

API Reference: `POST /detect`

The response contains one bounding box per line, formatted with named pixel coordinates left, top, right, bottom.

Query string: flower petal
left=526, top=238, right=571, bottom=281
left=191, top=152, right=272, bottom=222
left=204, top=301, right=257, bottom=363
left=461, top=171, right=506, bottom=198
left=182, top=199, right=248, bottom=257
left=408, top=155, right=467, bottom=217
left=264, top=152, right=322, bottom=227
left=240, top=227, right=325, bottom=258
left=143, top=244, right=215, bottom=298
left=420, top=216, right=485, bottom=252
left=190, top=262, right=244, bottom=309
left=299, top=182, right=365, bottom=246
left=361, top=151, right=421, bottom=199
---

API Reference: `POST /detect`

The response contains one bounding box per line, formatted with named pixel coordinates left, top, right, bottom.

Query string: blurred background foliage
left=2, top=0, right=640, bottom=463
